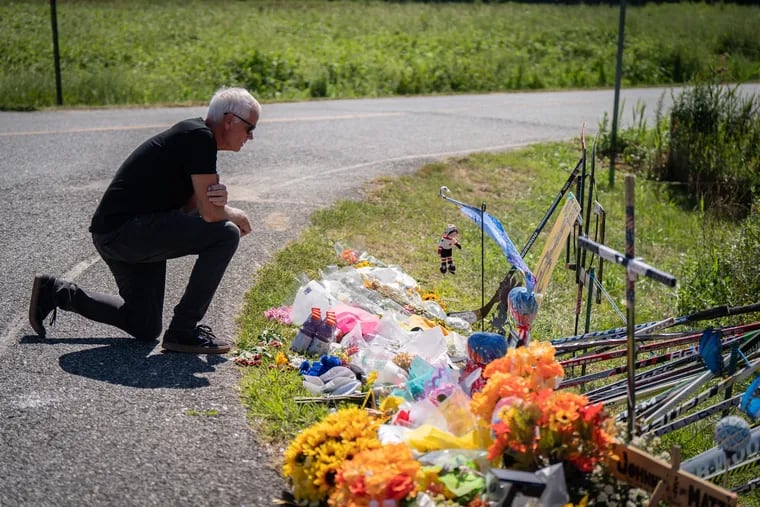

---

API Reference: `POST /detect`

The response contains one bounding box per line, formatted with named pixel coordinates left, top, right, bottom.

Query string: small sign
left=533, top=194, right=581, bottom=297
left=607, top=442, right=737, bottom=507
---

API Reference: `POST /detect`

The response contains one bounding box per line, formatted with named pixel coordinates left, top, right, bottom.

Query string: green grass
left=2, top=1, right=759, bottom=109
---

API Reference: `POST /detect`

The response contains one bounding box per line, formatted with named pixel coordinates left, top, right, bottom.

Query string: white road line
left=269, top=141, right=534, bottom=189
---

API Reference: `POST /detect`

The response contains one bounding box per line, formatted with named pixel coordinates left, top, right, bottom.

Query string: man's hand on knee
left=227, top=206, right=251, bottom=236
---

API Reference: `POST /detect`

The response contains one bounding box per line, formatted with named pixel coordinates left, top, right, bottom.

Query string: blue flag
left=455, top=201, right=536, bottom=291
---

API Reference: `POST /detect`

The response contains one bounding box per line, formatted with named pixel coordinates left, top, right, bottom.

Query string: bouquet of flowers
left=282, top=407, right=382, bottom=505
left=470, top=341, right=616, bottom=473
left=329, top=443, right=422, bottom=506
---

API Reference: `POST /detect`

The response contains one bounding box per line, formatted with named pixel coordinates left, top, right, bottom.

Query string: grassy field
left=1, top=0, right=759, bottom=109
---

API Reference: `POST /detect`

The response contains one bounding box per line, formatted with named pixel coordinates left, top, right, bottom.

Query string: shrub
left=677, top=202, right=760, bottom=315
left=657, top=81, right=760, bottom=219
left=598, top=81, right=760, bottom=219
left=227, top=51, right=306, bottom=100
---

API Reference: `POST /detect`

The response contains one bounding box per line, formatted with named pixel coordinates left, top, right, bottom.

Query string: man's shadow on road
left=20, top=335, right=227, bottom=389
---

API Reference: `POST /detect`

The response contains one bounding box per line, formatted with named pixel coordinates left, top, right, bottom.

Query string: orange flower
left=385, top=474, right=415, bottom=501
left=347, top=474, right=366, bottom=497
left=581, top=402, right=604, bottom=422
left=471, top=341, right=616, bottom=471
left=329, top=443, right=422, bottom=506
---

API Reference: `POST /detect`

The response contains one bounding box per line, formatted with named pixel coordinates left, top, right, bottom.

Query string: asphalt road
left=0, top=86, right=757, bottom=506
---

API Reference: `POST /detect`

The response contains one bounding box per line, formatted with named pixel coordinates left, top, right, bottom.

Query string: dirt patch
left=263, top=212, right=291, bottom=232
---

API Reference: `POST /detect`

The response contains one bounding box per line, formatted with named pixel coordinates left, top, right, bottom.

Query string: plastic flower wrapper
left=392, top=356, right=458, bottom=403
left=416, top=449, right=490, bottom=505
left=429, top=383, right=478, bottom=438
left=282, top=407, right=382, bottom=505
left=328, top=442, right=423, bottom=507
left=403, top=326, right=450, bottom=368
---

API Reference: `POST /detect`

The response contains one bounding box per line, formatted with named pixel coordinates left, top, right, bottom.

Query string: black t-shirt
left=90, top=118, right=217, bottom=234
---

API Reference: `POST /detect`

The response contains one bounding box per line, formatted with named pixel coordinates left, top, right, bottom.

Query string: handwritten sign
left=532, top=193, right=581, bottom=297
left=607, top=442, right=737, bottom=507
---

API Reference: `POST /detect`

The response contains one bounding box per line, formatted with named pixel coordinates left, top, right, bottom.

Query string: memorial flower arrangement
left=282, top=407, right=382, bottom=505
left=470, top=341, right=617, bottom=473
left=328, top=443, right=422, bottom=507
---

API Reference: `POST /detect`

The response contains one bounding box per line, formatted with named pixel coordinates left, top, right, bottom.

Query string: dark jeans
left=56, top=211, right=240, bottom=341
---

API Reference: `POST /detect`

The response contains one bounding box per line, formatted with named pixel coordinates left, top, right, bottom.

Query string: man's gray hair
left=206, top=87, right=261, bottom=123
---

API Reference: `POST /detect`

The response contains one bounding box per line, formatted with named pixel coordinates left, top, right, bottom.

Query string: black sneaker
left=162, top=325, right=231, bottom=354
left=29, top=274, right=58, bottom=338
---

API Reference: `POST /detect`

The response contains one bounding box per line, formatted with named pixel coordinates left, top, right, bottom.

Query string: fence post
left=609, top=0, right=627, bottom=187
left=50, top=0, right=63, bottom=105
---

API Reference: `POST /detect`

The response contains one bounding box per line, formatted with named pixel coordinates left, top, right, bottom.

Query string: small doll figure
left=437, top=224, right=462, bottom=274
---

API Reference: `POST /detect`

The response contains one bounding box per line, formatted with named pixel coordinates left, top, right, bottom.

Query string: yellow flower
left=274, top=351, right=289, bottom=367
left=283, top=408, right=382, bottom=504
left=380, top=395, right=404, bottom=414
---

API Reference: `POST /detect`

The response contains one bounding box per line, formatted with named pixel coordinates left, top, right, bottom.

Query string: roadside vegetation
left=1, top=1, right=759, bottom=109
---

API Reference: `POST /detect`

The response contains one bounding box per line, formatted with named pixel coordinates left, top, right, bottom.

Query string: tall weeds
left=658, top=82, right=760, bottom=219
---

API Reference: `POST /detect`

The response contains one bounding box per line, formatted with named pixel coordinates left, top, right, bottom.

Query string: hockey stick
left=555, top=320, right=760, bottom=355
left=641, top=356, right=760, bottom=433
left=559, top=332, right=704, bottom=369
left=550, top=301, right=760, bottom=348
left=592, top=370, right=703, bottom=407
left=555, top=320, right=760, bottom=360
left=558, top=342, right=705, bottom=389
left=612, top=373, right=707, bottom=422
left=643, top=329, right=760, bottom=425
left=732, top=476, right=760, bottom=495
left=646, top=393, right=743, bottom=437
left=554, top=330, right=693, bottom=354
left=626, top=333, right=760, bottom=424
left=595, top=361, right=707, bottom=401
left=561, top=328, right=759, bottom=390
left=596, top=363, right=706, bottom=408
left=705, top=454, right=760, bottom=482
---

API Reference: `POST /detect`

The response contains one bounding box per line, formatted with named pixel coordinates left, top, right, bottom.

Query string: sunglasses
left=225, top=111, right=256, bottom=134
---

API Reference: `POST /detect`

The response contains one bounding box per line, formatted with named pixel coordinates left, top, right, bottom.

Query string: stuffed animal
left=437, top=224, right=462, bottom=274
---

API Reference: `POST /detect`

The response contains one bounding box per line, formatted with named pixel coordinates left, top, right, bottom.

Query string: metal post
left=624, top=174, right=636, bottom=441
left=481, top=202, right=486, bottom=332
left=50, top=0, right=63, bottom=105
left=609, top=0, right=627, bottom=187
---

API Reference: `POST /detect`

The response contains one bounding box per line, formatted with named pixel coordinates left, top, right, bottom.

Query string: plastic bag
left=290, top=278, right=335, bottom=324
